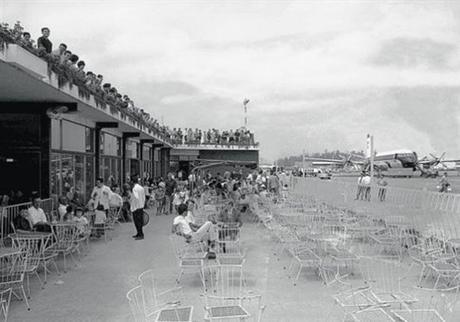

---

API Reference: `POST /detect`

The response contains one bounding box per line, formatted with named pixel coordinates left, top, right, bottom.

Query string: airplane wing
left=312, top=161, right=342, bottom=166
left=418, top=160, right=432, bottom=164
left=304, top=157, right=344, bottom=163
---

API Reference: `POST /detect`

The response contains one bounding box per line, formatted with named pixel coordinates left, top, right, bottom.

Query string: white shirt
left=58, top=204, right=67, bottom=220
left=28, top=206, right=47, bottom=226
left=109, top=193, right=123, bottom=208
left=173, top=215, right=192, bottom=235
left=130, top=183, right=146, bottom=212
left=91, top=185, right=112, bottom=210
left=361, top=176, right=371, bottom=185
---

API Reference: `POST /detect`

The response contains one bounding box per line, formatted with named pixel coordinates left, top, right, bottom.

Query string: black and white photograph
left=1, top=0, right=460, bottom=321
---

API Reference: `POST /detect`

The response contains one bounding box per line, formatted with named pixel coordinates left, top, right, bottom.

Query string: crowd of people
left=0, top=22, right=260, bottom=150
left=170, top=128, right=256, bottom=146
left=0, top=21, right=171, bottom=142
left=0, top=22, right=259, bottom=148
left=1, top=190, right=28, bottom=207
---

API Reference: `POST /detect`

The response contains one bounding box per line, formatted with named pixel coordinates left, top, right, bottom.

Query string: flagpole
left=243, top=98, right=250, bottom=128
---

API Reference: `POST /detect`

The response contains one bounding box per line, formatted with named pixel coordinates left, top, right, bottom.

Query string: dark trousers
left=133, top=208, right=144, bottom=237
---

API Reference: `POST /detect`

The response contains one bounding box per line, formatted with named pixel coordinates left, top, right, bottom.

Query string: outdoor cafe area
left=2, top=178, right=460, bottom=321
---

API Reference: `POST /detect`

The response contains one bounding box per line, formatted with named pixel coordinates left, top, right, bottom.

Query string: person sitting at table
left=13, top=205, right=33, bottom=232
left=172, top=204, right=218, bottom=257
left=57, top=196, right=68, bottom=221
left=27, top=197, right=52, bottom=232
left=185, top=199, right=197, bottom=226
left=62, top=205, right=74, bottom=222
left=73, top=208, right=89, bottom=236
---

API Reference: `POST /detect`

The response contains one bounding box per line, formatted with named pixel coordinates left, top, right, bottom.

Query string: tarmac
left=8, top=210, right=343, bottom=322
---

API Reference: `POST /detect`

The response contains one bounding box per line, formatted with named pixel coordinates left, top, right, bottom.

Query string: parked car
left=318, top=172, right=332, bottom=180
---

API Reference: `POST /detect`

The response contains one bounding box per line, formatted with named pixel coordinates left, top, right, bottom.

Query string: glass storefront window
left=85, top=156, right=94, bottom=201
left=99, top=156, right=121, bottom=188
left=111, top=158, right=119, bottom=186
left=131, top=159, right=140, bottom=177
left=51, top=119, right=61, bottom=150
left=61, top=153, right=75, bottom=199
left=49, top=152, right=94, bottom=203
left=142, top=146, right=151, bottom=160
left=126, top=140, right=139, bottom=159
left=50, top=152, right=61, bottom=198
left=74, top=155, right=85, bottom=204
left=101, top=133, right=121, bottom=157
left=103, top=158, right=110, bottom=183
left=116, top=138, right=121, bottom=156
left=85, top=128, right=94, bottom=152
left=62, top=121, right=86, bottom=152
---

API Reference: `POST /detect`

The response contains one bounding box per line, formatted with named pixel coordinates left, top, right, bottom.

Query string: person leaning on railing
left=0, top=21, right=176, bottom=140
left=37, top=26, right=52, bottom=54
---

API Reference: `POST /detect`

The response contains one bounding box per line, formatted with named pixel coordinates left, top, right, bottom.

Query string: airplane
left=416, top=153, right=460, bottom=177
left=304, top=153, right=364, bottom=171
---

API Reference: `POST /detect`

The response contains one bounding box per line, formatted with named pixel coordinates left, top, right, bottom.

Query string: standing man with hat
left=131, top=176, right=146, bottom=240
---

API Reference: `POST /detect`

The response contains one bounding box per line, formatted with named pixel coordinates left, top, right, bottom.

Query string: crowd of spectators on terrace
left=0, top=21, right=257, bottom=148
left=0, top=21, right=170, bottom=141
left=171, top=128, right=256, bottom=146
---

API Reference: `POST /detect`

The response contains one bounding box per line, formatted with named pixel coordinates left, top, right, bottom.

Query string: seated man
left=27, top=197, right=51, bottom=232
left=185, top=199, right=197, bottom=226
left=13, top=206, right=33, bottom=232
left=172, top=204, right=218, bottom=255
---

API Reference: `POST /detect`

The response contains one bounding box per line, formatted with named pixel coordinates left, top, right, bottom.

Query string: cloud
left=3, top=0, right=460, bottom=161
left=371, top=37, right=457, bottom=70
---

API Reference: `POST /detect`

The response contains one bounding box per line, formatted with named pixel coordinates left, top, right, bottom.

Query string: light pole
left=243, top=98, right=250, bottom=128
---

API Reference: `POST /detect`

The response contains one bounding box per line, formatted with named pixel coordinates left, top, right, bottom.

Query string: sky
left=2, top=0, right=460, bottom=162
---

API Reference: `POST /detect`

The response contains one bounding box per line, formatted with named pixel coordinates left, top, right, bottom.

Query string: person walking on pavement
left=165, top=172, right=177, bottom=215
left=131, top=176, right=146, bottom=240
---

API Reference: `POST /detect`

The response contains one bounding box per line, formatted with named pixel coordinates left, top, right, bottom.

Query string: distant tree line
left=276, top=150, right=365, bottom=167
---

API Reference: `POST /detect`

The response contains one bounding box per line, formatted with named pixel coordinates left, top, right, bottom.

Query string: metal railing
left=291, top=177, right=460, bottom=240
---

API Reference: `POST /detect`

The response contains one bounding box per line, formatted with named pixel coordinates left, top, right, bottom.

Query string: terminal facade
left=0, top=43, right=259, bottom=202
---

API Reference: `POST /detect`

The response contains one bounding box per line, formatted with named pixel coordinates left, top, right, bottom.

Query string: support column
left=160, top=147, right=171, bottom=178
left=122, top=132, right=140, bottom=185
left=140, top=139, right=155, bottom=181
left=40, top=112, right=51, bottom=198
left=151, top=144, right=163, bottom=179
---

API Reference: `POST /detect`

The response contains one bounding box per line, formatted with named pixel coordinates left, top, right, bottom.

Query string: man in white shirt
left=91, top=177, right=112, bottom=212
left=185, top=199, right=197, bottom=226
left=172, top=204, right=217, bottom=254
left=28, top=197, right=48, bottom=226
left=361, top=172, right=372, bottom=201
left=131, top=177, right=146, bottom=240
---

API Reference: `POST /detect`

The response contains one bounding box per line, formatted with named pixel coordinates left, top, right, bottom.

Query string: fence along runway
left=293, top=177, right=460, bottom=240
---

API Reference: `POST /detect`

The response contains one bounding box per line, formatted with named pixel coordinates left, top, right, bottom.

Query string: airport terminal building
left=0, top=43, right=259, bottom=202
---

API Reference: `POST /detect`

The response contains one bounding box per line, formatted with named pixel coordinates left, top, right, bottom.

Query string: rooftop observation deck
left=174, top=142, right=259, bottom=151
left=0, top=42, right=260, bottom=152
left=0, top=43, right=172, bottom=146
